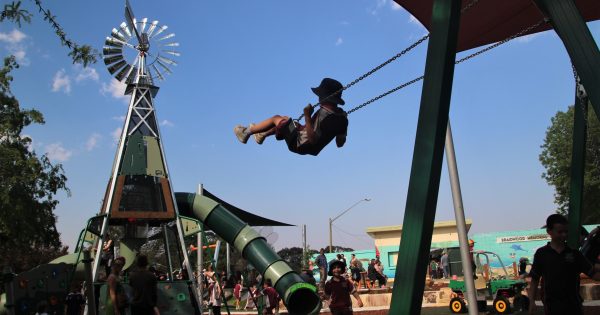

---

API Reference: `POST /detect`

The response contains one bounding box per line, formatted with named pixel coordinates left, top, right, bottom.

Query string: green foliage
left=539, top=104, right=600, bottom=224
left=277, top=247, right=305, bottom=272
left=0, top=1, right=32, bottom=27
left=1, top=0, right=98, bottom=66
left=0, top=57, right=70, bottom=272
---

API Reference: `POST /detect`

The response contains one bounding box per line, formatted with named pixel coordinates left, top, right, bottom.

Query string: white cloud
left=516, top=33, right=540, bottom=43
left=408, top=14, right=422, bottom=27
left=335, top=37, right=343, bottom=46
left=45, top=143, right=72, bottom=162
left=75, top=65, right=99, bottom=83
left=101, top=79, right=128, bottom=102
left=390, top=1, right=402, bottom=10
left=370, top=0, right=388, bottom=15
left=111, top=127, right=123, bottom=144
left=160, top=119, right=174, bottom=127
left=340, top=21, right=350, bottom=26
left=86, top=133, right=102, bottom=151
left=51, top=69, right=71, bottom=94
left=0, top=29, right=30, bottom=66
left=0, top=29, right=26, bottom=44
left=112, top=116, right=126, bottom=122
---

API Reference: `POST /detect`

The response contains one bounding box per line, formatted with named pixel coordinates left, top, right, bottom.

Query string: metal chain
left=346, top=76, right=424, bottom=115
left=455, top=18, right=547, bottom=65
left=297, top=0, right=484, bottom=120
left=345, top=18, right=547, bottom=115
left=572, top=65, right=588, bottom=125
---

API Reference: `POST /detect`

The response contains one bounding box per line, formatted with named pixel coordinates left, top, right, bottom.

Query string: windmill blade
left=163, top=50, right=181, bottom=57
left=103, top=47, right=122, bottom=56
left=104, top=54, right=124, bottom=66
left=158, top=33, right=175, bottom=41
left=107, top=60, right=127, bottom=75
left=105, top=37, right=123, bottom=48
left=140, top=18, right=148, bottom=32
left=150, top=25, right=168, bottom=39
left=146, top=20, right=159, bottom=37
left=158, top=56, right=177, bottom=66
left=115, top=64, right=133, bottom=81
left=156, top=59, right=173, bottom=74
left=119, top=22, right=132, bottom=38
left=111, top=28, right=126, bottom=42
left=163, top=42, right=179, bottom=47
left=151, top=64, right=165, bottom=81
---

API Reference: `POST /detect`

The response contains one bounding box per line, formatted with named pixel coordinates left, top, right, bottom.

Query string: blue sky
left=2, top=0, right=599, bottom=252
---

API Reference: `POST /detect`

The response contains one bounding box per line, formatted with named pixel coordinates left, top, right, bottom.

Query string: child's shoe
left=234, top=125, right=250, bottom=143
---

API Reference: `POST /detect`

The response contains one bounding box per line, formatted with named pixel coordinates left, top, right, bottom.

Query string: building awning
left=394, top=0, right=600, bottom=52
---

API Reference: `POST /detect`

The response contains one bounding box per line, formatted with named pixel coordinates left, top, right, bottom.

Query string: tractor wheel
left=513, top=295, right=530, bottom=311
left=449, top=297, right=466, bottom=313
left=493, top=296, right=512, bottom=314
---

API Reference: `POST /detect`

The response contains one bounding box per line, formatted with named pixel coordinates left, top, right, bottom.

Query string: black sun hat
left=311, top=78, right=345, bottom=105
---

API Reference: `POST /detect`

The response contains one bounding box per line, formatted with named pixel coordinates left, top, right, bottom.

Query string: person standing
left=324, top=260, right=363, bottom=315
left=262, top=279, right=280, bottom=315
left=528, top=214, right=600, bottom=315
left=129, top=255, right=159, bottom=315
left=440, top=251, right=449, bottom=279
left=208, top=273, right=222, bottom=315
left=315, top=249, right=328, bottom=289
left=65, top=283, right=85, bottom=315
left=233, top=280, right=242, bottom=310
left=105, top=257, right=126, bottom=315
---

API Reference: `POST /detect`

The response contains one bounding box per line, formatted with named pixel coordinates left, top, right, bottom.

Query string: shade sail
left=176, top=189, right=293, bottom=226
left=394, top=0, right=600, bottom=52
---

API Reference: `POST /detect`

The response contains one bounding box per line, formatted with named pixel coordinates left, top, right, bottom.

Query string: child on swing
left=234, top=78, right=349, bottom=156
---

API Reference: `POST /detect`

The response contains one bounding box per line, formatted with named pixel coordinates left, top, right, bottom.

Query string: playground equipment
left=448, top=251, right=529, bottom=314
left=385, top=0, right=600, bottom=313
left=1, top=1, right=319, bottom=314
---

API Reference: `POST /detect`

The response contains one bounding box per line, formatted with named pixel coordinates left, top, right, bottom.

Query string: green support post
left=534, top=0, right=600, bottom=121
left=567, top=84, right=588, bottom=248
left=388, top=0, right=462, bottom=314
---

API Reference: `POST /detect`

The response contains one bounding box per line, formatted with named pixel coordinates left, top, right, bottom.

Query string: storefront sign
left=496, top=234, right=550, bottom=243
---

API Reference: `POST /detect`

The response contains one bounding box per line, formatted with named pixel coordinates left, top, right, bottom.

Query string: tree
left=277, top=247, right=305, bottom=272
left=0, top=56, right=70, bottom=273
left=539, top=104, right=600, bottom=224
left=1, top=1, right=98, bottom=66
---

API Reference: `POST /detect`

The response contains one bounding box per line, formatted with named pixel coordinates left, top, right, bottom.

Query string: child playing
left=324, top=260, right=364, bottom=315
left=233, top=280, right=242, bottom=310
left=234, top=78, right=348, bottom=156
left=245, top=284, right=258, bottom=310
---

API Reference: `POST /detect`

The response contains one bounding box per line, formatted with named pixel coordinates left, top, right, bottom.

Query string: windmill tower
left=93, top=0, right=200, bottom=312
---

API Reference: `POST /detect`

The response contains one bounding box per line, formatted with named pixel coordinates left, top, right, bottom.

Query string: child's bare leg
left=249, top=115, right=289, bottom=134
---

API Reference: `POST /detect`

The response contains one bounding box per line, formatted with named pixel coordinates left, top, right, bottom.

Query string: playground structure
left=1, top=1, right=320, bottom=314
left=1, top=0, right=600, bottom=314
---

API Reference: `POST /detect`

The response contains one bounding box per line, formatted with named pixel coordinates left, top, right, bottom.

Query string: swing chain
left=455, top=18, right=547, bottom=65
left=347, top=76, right=424, bottom=115
left=296, top=34, right=430, bottom=121
left=345, top=18, right=547, bottom=115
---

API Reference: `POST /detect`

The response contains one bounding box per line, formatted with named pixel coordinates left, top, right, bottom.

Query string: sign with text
left=496, top=234, right=550, bottom=243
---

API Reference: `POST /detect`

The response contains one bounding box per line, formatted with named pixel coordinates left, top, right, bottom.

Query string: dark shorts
left=275, top=118, right=304, bottom=140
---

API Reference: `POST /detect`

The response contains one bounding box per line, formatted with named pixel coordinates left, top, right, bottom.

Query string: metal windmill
left=92, top=1, right=200, bottom=313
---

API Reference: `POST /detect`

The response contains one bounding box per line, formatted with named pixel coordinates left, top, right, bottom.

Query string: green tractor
left=448, top=251, right=530, bottom=314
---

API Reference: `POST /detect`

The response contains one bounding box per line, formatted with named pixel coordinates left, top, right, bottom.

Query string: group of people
left=429, top=251, right=449, bottom=279
left=105, top=255, right=159, bottom=315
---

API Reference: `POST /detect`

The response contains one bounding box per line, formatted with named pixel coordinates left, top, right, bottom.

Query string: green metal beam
left=534, top=0, right=600, bottom=122
left=388, top=0, right=461, bottom=314
left=567, top=84, right=588, bottom=248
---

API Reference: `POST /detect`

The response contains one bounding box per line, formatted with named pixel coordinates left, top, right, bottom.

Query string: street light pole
left=329, top=198, right=371, bottom=253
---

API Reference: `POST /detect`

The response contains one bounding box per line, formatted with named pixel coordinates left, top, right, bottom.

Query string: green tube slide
left=175, top=192, right=321, bottom=315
